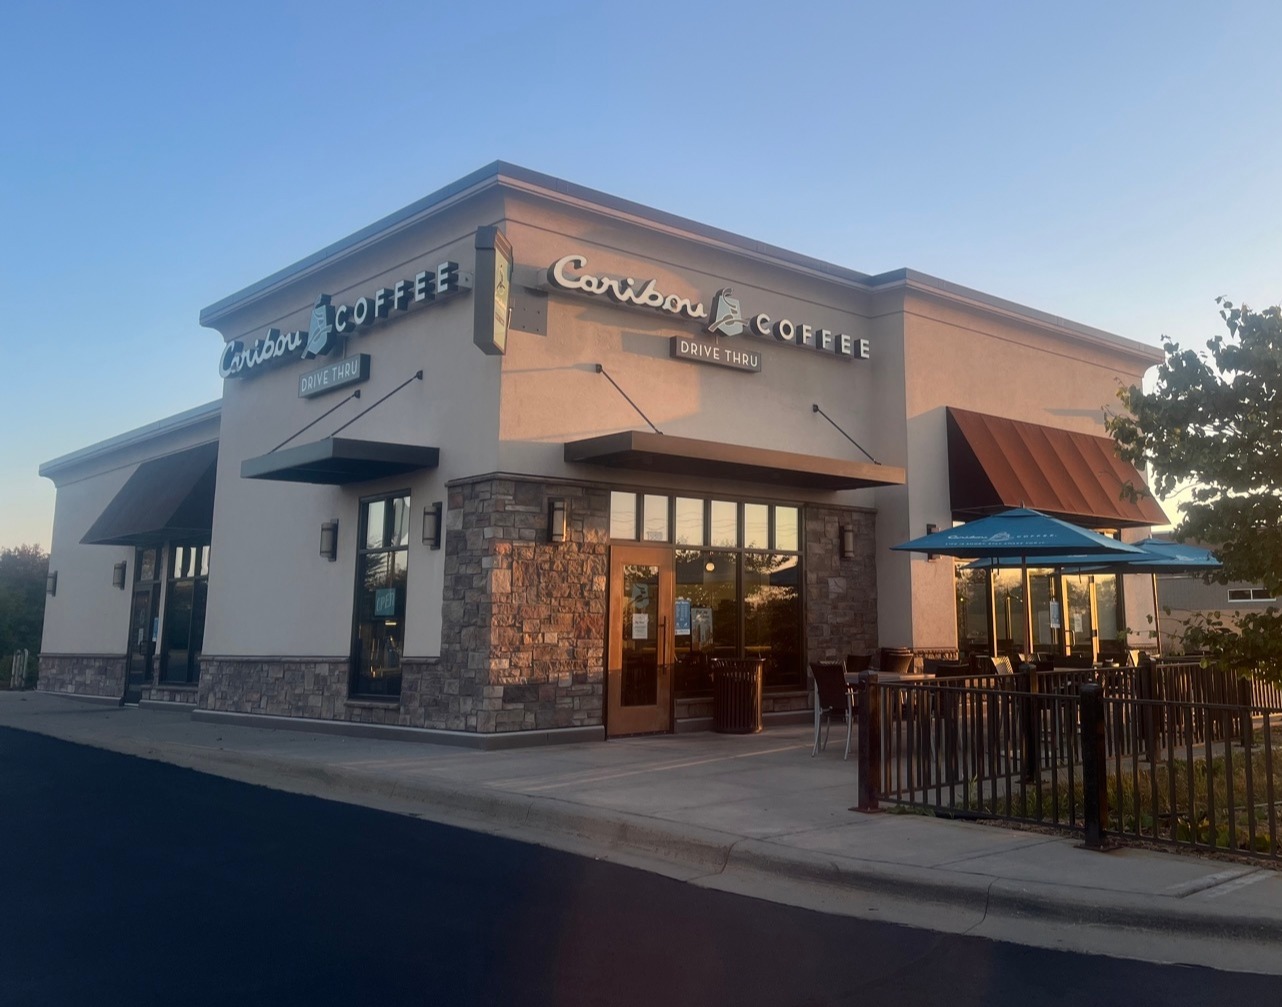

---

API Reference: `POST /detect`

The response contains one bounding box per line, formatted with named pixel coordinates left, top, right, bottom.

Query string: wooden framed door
left=607, top=545, right=674, bottom=737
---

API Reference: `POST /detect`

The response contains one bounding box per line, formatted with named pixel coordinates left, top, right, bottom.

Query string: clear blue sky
left=3, top=0, right=1280, bottom=549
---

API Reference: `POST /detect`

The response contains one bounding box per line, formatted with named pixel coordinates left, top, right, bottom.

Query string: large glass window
left=610, top=492, right=805, bottom=694
left=744, top=553, right=801, bottom=689
left=352, top=493, right=409, bottom=697
left=161, top=544, right=209, bottom=685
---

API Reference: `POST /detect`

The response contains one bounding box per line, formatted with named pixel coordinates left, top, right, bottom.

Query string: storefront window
left=674, top=498, right=703, bottom=545
left=709, top=501, right=738, bottom=547
left=161, top=543, right=209, bottom=685
left=744, top=553, right=802, bottom=689
left=1095, top=574, right=1122, bottom=654
left=743, top=504, right=769, bottom=550
left=612, top=493, right=804, bottom=693
left=610, top=492, right=638, bottom=540
left=674, top=550, right=740, bottom=695
left=956, top=566, right=990, bottom=657
left=352, top=494, right=409, bottom=698
left=774, top=507, right=798, bottom=552
left=642, top=494, right=669, bottom=542
left=992, top=568, right=1026, bottom=655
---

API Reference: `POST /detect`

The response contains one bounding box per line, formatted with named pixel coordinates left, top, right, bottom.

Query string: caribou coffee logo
left=546, top=253, right=869, bottom=360
left=706, top=289, right=746, bottom=337
left=219, top=261, right=470, bottom=380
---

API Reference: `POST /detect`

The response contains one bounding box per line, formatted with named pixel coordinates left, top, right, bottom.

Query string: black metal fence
left=855, top=662, right=1282, bottom=863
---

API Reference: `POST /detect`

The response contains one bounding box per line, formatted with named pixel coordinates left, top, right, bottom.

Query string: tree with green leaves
left=1108, top=298, right=1282, bottom=677
left=0, top=545, right=48, bottom=676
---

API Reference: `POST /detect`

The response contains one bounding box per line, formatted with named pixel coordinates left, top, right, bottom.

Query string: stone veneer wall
left=199, top=658, right=355, bottom=721
left=143, top=684, right=201, bottom=706
left=439, top=478, right=608, bottom=733
left=196, top=478, right=607, bottom=733
left=37, top=654, right=126, bottom=700
left=804, top=505, right=878, bottom=664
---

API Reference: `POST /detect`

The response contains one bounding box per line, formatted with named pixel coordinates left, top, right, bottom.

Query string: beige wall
left=889, top=287, right=1162, bottom=650
left=42, top=418, right=219, bottom=656
left=202, top=199, right=503, bottom=660
left=494, top=196, right=886, bottom=509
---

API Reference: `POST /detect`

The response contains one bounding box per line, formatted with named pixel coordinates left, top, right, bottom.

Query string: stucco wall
left=201, top=198, right=504, bottom=661
left=41, top=415, right=219, bottom=658
left=889, top=287, right=1163, bottom=651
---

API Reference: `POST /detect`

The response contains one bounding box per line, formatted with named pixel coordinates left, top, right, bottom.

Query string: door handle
left=658, top=616, right=667, bottom=672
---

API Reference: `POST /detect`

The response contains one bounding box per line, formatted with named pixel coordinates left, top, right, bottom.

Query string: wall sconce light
left=422, top=501, right=442, bottom=549
left=112, top=561, right=127, bottom=589
left=46, top=570, right=57, bottom=596
left=926, top=523, right=939, bottom=562
left=839, top=525, right=855, bottom=559
left=548, top=498, right=567, bottom=543
left=319, top=519, right=339, bottom=562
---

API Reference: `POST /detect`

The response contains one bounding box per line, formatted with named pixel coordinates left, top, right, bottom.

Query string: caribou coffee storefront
left=38, top=162, right=1164, bottom=744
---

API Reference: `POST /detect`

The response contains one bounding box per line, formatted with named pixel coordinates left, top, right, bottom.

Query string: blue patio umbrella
left=892, top=508, right=1146, bottom=655
left=961, top=538, right=1220, bottom=575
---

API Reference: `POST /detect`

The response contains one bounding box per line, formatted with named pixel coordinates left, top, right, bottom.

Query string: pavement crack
left=960, top=877, right=998, bottom=935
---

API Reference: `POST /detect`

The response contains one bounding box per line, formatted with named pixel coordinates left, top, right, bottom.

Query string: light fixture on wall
left=839, top=525, right=855, bottom=559
left=548, top=498, right=567, bottom=543
left=422, top=501, right=443, bottom=550
left=926, top=523, right=939, bottom=562
left=319, top=520, right=339, bottom=562
left=112, top=561, right=127, bottom=589
left=46, top=570, right=57, bottom=596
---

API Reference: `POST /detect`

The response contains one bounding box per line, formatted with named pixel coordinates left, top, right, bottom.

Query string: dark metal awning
left=81, top=441, right=218, bottom=546
left=946, top=407, right=1168, bottom=527
left=241, top=437, right=440, bottom=485
left=564, top=430, right=905, bottom=491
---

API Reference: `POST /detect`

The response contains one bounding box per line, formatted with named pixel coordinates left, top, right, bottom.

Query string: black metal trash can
left=711, top=658, right=764, bottom=734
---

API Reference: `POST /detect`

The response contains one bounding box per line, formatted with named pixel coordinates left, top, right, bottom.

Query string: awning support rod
left=269, top=390, right=361, bottom=453
left=596, top=364, right=662, bottom=435
left=329, top=370, right=424, bottom=438
left=812, top=404, right=879, bottom=464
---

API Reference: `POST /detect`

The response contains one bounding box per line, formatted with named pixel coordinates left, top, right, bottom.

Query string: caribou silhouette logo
left=304, top=294, right=337, bottom=359
left=705, top=288, right=746, bottom=337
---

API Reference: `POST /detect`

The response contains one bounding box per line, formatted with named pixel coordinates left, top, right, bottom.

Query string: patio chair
left=809, top=661, right=854, bottom=759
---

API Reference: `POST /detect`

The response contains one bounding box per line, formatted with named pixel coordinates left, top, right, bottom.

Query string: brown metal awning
left=946, top=407, right=1167, bottom=527
left=564, top=430, right=905, bottom=491
left=82, top=441, right=218, bottom=546
left=241, top=437, right=439, bottom=485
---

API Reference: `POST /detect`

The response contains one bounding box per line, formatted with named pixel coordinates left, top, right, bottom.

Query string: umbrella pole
left=1023, top=554, right=1034, bottom=663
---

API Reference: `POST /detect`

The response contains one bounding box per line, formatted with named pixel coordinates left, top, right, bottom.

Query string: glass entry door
left=125, top=585, right=157, bottom=704
left=1063, top=574, right=1099, bottom=661
left=607, top=545, right=674, bottom=737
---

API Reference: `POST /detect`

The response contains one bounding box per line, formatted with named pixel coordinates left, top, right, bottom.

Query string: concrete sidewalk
left=3, top=691, right=1280, bottom=974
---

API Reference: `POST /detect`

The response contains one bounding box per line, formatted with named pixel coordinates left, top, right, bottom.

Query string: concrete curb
left=8, top=716, right=1282, bottom=948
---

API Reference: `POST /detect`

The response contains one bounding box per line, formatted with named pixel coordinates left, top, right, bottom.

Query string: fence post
left=1238, top=676, right=1255, bottom=750
left=857, top=671, right=880, bottom=812
left=1019, top=664, right=1040, bottom=782
left=1080, top=682, right=1108, bottom=849
left=1137, top=654, right=1157, bottom=762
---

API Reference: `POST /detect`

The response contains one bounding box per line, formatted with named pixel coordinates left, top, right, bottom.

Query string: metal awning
left=564, top=430, right=905, bottom=491
left=240, top=437, right=439, bottom=485
left=946, top=407, right=1167, bottom=527
left=81, top=441, right=218, bottom=546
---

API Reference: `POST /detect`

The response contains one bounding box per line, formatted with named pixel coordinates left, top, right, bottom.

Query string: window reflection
left=674, top=498, right=703, bottom=545
left=161, top=542, right=208, bottom=685
left=743, top=553, right=801, bottom=690
left=353, top=494, right=409, bottom=697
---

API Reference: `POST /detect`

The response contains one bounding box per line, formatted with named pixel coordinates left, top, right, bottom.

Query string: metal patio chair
left=809, top=661, right=854, bottom=759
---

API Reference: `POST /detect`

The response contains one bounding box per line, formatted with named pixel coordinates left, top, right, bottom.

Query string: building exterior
left=1156, top=573, right=1272, bottom=654
left=38, top=163, right=1166, bottom=745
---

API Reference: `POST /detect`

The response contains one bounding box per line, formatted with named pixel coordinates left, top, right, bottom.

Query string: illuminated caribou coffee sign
left=546, top=254, right=870, bottom=361
left=219, top=261, right=471, bottom=379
